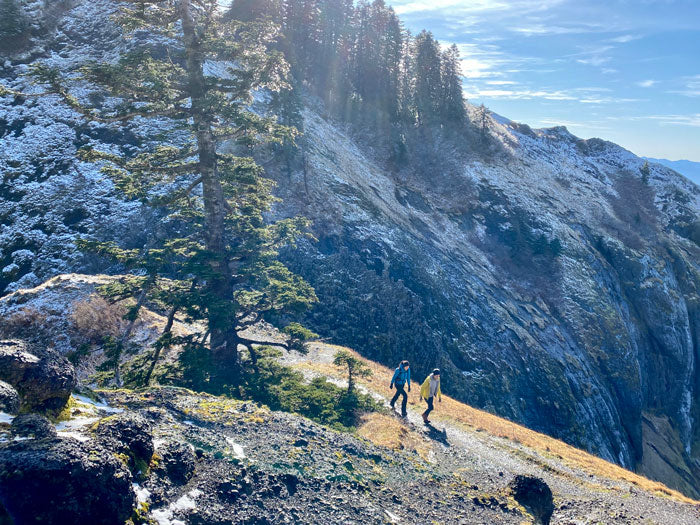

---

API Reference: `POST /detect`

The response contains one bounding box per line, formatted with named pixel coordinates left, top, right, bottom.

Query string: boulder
left=10, top=413, right=57, bottom=440
left=155, top=440, right=197, bottom=484
left=0, top=340, right=76, bottom=411
left=509, top=475, right=554, bottom=525
left=0, top=380, right=19, bottom=415
left=0, top=437, right=135, bottom=525
left=94, top=412, right=154, bottom=467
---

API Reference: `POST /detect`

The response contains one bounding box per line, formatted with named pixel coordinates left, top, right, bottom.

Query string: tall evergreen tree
left=283, top=0, right=322, bottom=79
left=397, top=29, right=416, bottom=125
left=31, top=0, right=317, bottom=388
left=226, top=0, right=283, bottom=22
left=440, top=43, right=467, bottom=125
left=315, top=0, right=354, bottom=95
left=413, top=30, right=442, bottom=125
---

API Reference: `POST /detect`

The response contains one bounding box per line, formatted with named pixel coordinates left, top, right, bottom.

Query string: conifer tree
left=440, top=44, right=467, bottom=125
left=414, top=30, right=442, bottom=125
left=333, top=350, right=372, bottom=395
left=32, top=0, right=317, bottom=389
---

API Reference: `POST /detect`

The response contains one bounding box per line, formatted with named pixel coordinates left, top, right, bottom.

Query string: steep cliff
left=0, top=0, right=698, bottom=498
left=267, top=105, right=700, bottom=497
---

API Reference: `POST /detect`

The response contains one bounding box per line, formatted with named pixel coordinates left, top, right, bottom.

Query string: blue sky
left=388, top=0, right=700, bottom=161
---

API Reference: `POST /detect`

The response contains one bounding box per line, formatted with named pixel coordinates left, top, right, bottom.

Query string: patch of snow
left=225, top=437, right=246, bottom=459
left=133, top=483, right=151, bottom=504
left=58, top=431, right=89, bottom=442
left=151, top=489, right=203, bottom=525
left=55, top=415, right=100, bottom=431
left=0, top=412, right=15, bottom=425
left=73, top=394, right=123, bottom=413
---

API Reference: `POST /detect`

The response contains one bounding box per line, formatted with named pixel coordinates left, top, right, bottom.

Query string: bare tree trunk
left=144, top=306, right=177, bottom=386
left=114, top=279, right=152, bottom=387
left=180, top=0, right=239, bottom=383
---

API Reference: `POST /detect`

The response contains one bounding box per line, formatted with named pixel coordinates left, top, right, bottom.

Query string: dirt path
left=279, top=341, right=700, bottom=525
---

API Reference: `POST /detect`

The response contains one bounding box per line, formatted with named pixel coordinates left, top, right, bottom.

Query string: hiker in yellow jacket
left=420, top=369, right=442, bottom=424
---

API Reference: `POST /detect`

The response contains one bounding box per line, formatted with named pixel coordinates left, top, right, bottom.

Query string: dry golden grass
left=297, top=343, right=699, bottom=505
left=357, top=412, right=433, bottom=461
left=71, top=295, right=128, bottom=343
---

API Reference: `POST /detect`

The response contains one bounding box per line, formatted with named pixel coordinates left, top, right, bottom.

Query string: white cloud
left=670, top=75, right=700, bottom=97
left=463, top=85, right=639, bottom=105
left=577, top=56, right=611, bottom=67
left=637, top=80, right=657, bottom=88
left=638, top=114, right=700, bottom=127
left=393, top=0, right=567, bottom=16
left=610, top=34, right=642, bottom=43
left=536, top=118, right=612, bottom=130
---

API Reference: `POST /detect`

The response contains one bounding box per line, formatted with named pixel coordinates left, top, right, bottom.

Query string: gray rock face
left=268, top=108, right=700, bottom=496
left=94, top=412, right=154, bottom=467
left=0, top=340, right=76, bottom=410
left=10, top=413, right=57, bottom=439
left=0, top=0, right=697, bottom=499
left=0, top=380, right=19, bottom=414
left=0, top=437, right=135, bottom=525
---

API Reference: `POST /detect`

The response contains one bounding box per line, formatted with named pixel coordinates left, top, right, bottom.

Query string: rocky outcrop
left=0, top=340, right=76, bottom=410
left=0, top=438, right=135, bottom=525
left=10, top=413, right=57, bottom=440
left=0, top=381, right=19, bottom=414
left=94, top=412, right=154, bottom=470
left=0, top=0, right=698, bottom=498
left=154, top=440, right=197, bottom=485
left=509, top=475, right=554, bottom=525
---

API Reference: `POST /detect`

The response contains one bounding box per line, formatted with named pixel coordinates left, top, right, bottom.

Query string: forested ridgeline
left=227, top=0, right=482, bottom=167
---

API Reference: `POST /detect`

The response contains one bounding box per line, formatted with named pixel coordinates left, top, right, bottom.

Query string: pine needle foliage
left=32, top=0, right=317, bottom=390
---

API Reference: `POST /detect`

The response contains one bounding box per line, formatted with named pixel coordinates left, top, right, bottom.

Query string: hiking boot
left=422, top=413, right=429, bottom=424
left=401, top=412, right=407, bottom=418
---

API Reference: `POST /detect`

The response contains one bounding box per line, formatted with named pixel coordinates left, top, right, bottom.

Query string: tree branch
left=237, top=336, right=289, bottom=350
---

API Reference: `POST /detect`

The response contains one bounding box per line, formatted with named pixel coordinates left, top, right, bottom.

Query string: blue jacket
left=391, top=366, right=411, bottom=388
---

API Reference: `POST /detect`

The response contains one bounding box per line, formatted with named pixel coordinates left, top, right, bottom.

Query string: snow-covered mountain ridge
left=1, top=0, right=698, bottom=499
left=645, top=158, right=700, bottom=186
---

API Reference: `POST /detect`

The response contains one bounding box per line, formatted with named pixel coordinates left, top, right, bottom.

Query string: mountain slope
left=1, top=274, right=699, bottom=525
left=0, top=0, right=698, bottom=499
left=645, top=158, right=700, bottom=186
left=266, top=104, right=700, bottom=497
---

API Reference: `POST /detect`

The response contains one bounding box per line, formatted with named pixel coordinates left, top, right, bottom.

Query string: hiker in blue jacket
left=389, top=360, right=411, bottom=417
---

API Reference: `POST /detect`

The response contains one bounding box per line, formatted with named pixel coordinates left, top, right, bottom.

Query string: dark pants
left=422, top=397, right=434, bottom=419
left=390, top=384, right=408, bottom=415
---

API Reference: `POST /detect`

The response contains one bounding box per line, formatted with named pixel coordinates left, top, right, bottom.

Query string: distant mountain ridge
left=645, top=158, right=700, bottom=185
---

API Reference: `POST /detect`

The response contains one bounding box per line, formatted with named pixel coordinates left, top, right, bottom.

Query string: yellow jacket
left=420, top=375, right=442, bottom=400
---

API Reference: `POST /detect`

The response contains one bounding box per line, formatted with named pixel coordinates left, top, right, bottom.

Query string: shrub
left=70, top=295, right=128, bottom=344
left=241, top=348, right=378, bottom=431
left=0, top=307, right=47, bottom=338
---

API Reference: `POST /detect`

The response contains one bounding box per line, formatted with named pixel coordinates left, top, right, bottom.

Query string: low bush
left=177, top=344, right=378, bottom=431
left=243, top=353, right=377, bottom=431
left=70, top=295, right=128, bottom=344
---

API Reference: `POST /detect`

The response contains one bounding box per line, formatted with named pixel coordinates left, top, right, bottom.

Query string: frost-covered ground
left=1, top=0, right=699, bottom=500
left=268, top=100, right=700, bottom=497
